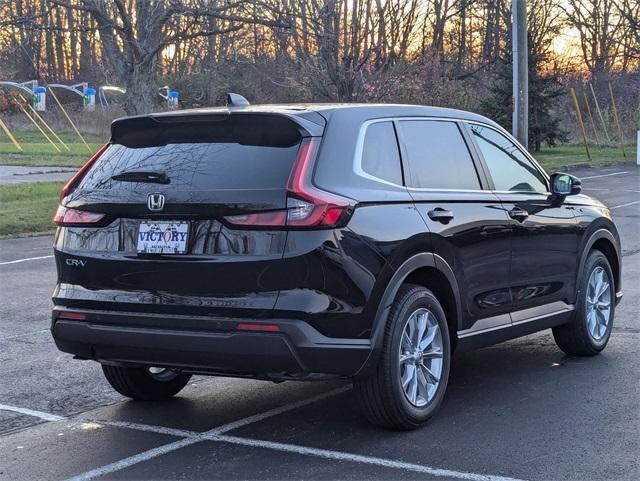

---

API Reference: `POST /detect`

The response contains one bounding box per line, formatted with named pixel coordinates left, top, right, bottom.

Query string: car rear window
left=79, top=114, right=302, bottom=191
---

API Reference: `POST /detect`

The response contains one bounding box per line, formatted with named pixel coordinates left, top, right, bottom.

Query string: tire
left=354, top=284, right=451, bottom=430
left=102, top=365, right=192, bottom=401
left=553, top=250, right=615, bottom=356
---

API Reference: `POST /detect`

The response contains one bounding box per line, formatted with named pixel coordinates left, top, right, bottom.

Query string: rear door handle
left=508, top=208, right=529, bottom=221
left=428, top=208, right=454, bottom=223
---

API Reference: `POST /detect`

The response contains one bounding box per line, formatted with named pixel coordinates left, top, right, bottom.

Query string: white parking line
left=0, top=403, right=65, bottom=422
left=1, top=392, right=526, bottom=481
left=63, top=387, right=349, bottom=481
left=97, top=420, right=198, bottom=438
left=581, top=171, right=629, bottom=180
left=216, top=435, right=525, bottom=481
left=65, top=438, right=199, bottom=481
left=208, top=385, right=351, bottom=435
left=610, top=200, right=640, bottom=210
left=83, top=416, right=525, bottom=481
left=0, top=254, right=54, bottom=266
left=0, top=329, right=49, bottom=341
left=76, top=418, right=525, bottom=481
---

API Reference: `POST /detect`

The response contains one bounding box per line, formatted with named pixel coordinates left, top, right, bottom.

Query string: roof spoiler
left=226, top=93, right=250, bottom=107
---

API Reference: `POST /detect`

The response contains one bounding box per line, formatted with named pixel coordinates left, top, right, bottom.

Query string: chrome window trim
left=406, top=186, right=489, bottom=193
left=352, top=116, right=489, bottom=193
left=491, top=190, right=553, bottom=196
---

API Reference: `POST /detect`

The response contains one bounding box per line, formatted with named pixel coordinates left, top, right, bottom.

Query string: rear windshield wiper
left=111, top=171, right=170, bottom=184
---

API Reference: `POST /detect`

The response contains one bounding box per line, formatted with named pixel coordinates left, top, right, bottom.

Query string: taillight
left=224, top=138, right=353, bottom=229
left=285, top=138, right=353, bottom=227
left=60, top=143, right=109, bottom=200
left=53, top=206, right=105, bottom=226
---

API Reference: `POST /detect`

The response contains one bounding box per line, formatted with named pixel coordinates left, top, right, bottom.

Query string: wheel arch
left=577, top=228, right=621, bottom=298
left=355, top=252, right=462, bottom=377
left=403, top=263, right=459, bottom=349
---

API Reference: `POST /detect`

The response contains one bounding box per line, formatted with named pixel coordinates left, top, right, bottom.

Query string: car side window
left=398, top=120, right=481, bottom=190
left=470, top=124, right=547, bottom=193
left=361, top=121, right=403, bottom=185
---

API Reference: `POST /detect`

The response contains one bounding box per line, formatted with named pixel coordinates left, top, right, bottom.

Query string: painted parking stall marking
left=0, top=388, right=527, bottom=481
left=0, top=328, right=49, bottom=341
left=215, top=435, right=525, bottom=481
left=206, top=385, right=351, bottom=435
left=0, top=403, right=65, bottom=422
left=64, top=438, right=201, bottom=481
left=63, top=387, right=352, bottom=481
left=0, top=254, right=54, bottom=265
left=580, top=171, right=630, bottom=180
left=610, top=200, right=640, bottom=210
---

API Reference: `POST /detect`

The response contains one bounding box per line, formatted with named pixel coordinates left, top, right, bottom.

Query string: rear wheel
left=354, top=284, right=451, bottom=430
left=553, top=250, right=615, bottom=356
left=102, top=365, right=192, bottom=401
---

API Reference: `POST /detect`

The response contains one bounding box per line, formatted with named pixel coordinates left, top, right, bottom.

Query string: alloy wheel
left=399, top=308, right=444, bottom=407
left=586, top=266, right=611, bottom=341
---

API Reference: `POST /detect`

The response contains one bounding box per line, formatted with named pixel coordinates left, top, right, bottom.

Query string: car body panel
left=495, top=192, right=579, bottom=311
left=407, top=191, right=513, bottom=329
left=272, top=202, right=426, bottom=339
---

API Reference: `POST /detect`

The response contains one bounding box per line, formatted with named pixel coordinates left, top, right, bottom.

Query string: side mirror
left=550, top=172, right=582, bottom=196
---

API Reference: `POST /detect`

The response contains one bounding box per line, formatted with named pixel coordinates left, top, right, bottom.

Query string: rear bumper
left=51, top=307, right=371, bottom=379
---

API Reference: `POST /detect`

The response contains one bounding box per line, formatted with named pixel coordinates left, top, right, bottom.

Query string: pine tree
left=481, top=39, right=568, bottom=151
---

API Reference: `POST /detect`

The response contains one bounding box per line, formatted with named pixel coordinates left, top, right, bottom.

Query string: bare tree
left=47, top=0, right=286, bottom=114
left=562, top=0, right=627, bottom=85
left=281, top=0, right=420, bottom=101
left=613, top=0, right=640, bottom=67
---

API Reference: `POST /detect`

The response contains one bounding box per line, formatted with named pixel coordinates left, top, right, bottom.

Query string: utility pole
left=512, top=0, right=528, bottom=148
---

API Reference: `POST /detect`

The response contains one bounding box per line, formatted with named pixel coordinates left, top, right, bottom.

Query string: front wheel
left=553, top=250, right=615, bottom=356
left=354, top=284, right=451, bottom=430
left=102, top=365, right=192, bottom=401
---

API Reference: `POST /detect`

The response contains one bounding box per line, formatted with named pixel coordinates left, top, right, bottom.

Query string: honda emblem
left=147, top=193, right=165, bottom=212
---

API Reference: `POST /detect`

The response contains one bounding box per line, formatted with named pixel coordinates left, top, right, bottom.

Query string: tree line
left=1, top=0, right=638, bottom=149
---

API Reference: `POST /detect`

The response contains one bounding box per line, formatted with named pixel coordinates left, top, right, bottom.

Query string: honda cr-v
left=51, top=98, right=622, bottom=429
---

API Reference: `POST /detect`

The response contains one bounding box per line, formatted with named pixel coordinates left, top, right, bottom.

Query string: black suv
left=51, top=100, right=622, bottom=429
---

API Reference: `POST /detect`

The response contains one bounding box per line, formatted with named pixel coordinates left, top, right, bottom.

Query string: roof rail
left=226, top=93, right=250, bottom=107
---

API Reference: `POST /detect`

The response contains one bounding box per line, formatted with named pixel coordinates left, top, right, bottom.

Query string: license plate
left=137, top=222, right=189, bottom=254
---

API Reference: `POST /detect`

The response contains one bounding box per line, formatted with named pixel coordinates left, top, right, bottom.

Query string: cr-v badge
left=147, top=193, right=165, bottom=211
left=66, top=258, right=87, bottom=267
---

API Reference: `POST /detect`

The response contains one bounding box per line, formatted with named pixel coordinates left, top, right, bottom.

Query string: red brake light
left=60, top=143, right=109, bottom=200
left=53, top=206, right=105, bottom=226
left=224, top=138, right=353, bottom=229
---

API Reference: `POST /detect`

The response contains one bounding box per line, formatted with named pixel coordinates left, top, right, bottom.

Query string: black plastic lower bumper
left=51, top=307, right=371, bottom=378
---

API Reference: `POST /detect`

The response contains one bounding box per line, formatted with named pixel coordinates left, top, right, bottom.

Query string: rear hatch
left=53, top=111, right=324, bottom=318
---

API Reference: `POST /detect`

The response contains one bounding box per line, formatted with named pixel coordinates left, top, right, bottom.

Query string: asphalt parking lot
left=1, top=165, right=639, bottom=481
